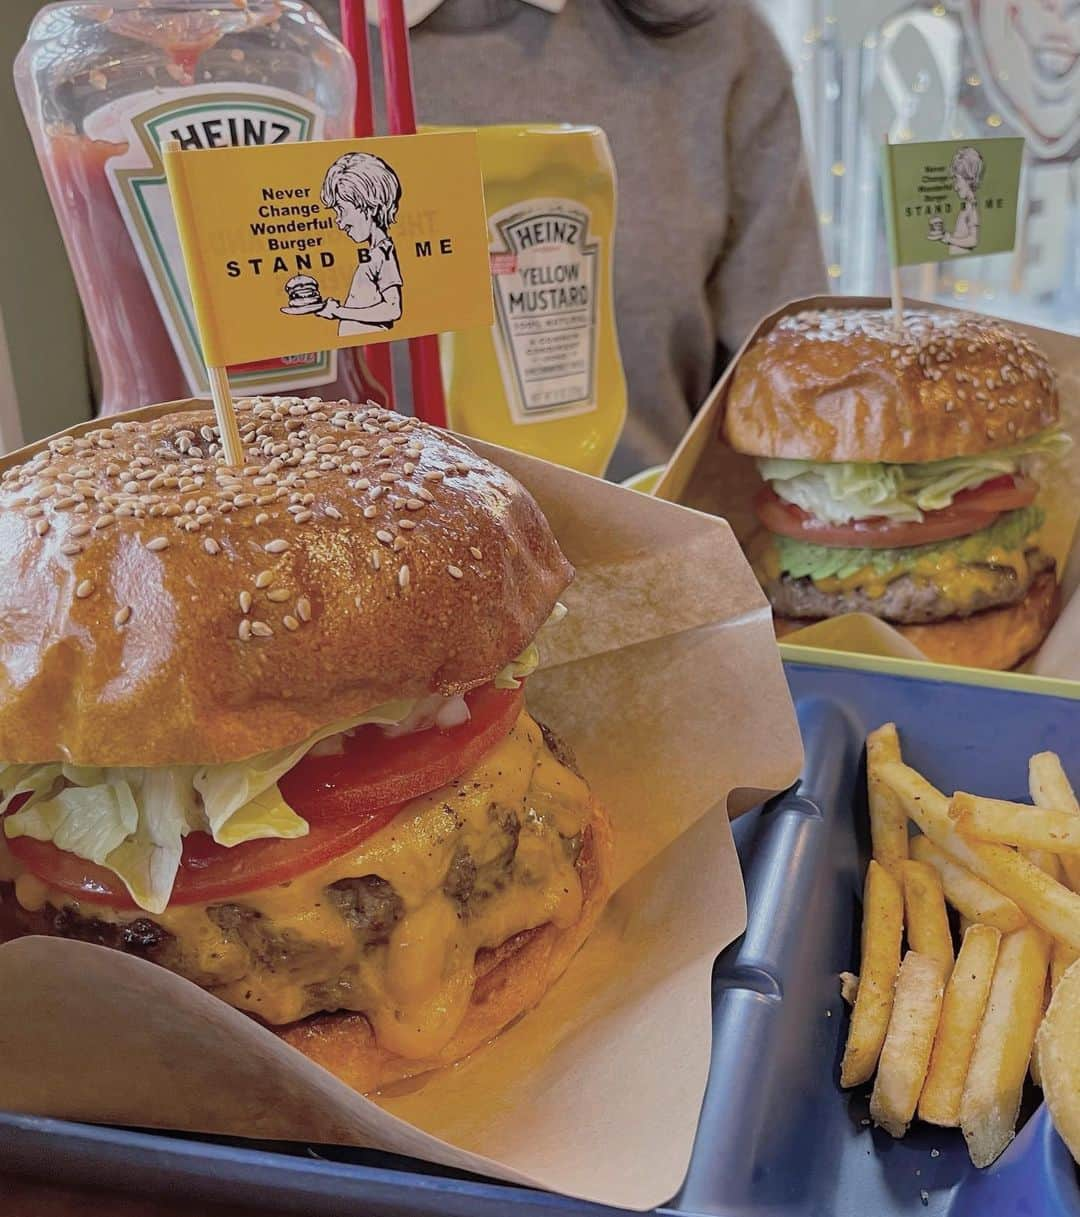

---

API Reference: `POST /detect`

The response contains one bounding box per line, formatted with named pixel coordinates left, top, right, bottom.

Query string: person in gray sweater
left=316, top=0, right=828, bottom=478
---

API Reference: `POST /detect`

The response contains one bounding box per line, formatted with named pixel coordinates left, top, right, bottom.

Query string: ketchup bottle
left=16, top=1, right=381, bottom=414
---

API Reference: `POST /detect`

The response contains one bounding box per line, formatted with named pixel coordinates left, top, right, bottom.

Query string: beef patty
left=764, top=549, right=1054, bottom=625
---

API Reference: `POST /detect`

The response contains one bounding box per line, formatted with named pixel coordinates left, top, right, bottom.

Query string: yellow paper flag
left=163, top=131, right=493, bottom=369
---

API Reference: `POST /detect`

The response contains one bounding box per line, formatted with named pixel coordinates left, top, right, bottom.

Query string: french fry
left=870, top=951, right=947, bottom=1138
left=840, top=860, right=904, bottom=1087
left=919, top=924, right=1001, bottom=1127
left=867, top=723, right=908, bottom=879
left=1030, top=752, right=1080, bottom=892
left=1023, top=848, right=1059, bottom=1089
left=901, top=860, right=954, bottom=973
left=1037, top=955, right=1080, bottom=1164
left=879, top=761, right=1080, bottom=952
left=1051, top=941, right=1079, bottom=991
left=910, top=835, right=1027, bottom=933
left=951, top=792, right=1080, bottom=855
left=959, top=926, right=1051, bottom=1167
left=1030, top=974, right=1051, bottom=1088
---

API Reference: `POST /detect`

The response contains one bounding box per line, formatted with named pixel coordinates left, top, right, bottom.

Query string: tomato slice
left=6, top=683, right=526, bottom=910
left=951, top=474, right=1037, bottom=514
left=279, top=683, right=524, bottom=823
left=6, top=812, right=406, bottom=910
left=754, top=486, right=1000, bottom=550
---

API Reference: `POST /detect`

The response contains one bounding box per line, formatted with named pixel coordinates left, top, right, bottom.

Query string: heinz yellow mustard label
left=163, top=131, right=493, bottom=367
left=440, top=125, right=627, bottom=477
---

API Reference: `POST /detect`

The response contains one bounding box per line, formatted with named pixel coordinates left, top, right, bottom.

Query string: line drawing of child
left=927, top=146, right=983, bottom=254
left=314, top=152, right=404, bottom=334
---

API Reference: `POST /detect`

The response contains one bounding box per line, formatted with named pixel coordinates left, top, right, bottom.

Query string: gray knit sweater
left=314, top=0, right=828, bottom=477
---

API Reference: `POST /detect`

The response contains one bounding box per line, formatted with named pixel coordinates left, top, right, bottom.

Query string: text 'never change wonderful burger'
left=0, top=398, right=613, bottom=1092
left=724, top=308, right=1070, bottom=669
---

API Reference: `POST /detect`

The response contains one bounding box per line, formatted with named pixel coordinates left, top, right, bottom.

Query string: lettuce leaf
left=772, top=506, right=1044, bottom=583
left=495, top=601, right=566, bottom=689
left=2, top=698, right=417, bottom=914
left=1, top=604, right=570, bottom=913
left=759, top=429, right=1071, bottom=525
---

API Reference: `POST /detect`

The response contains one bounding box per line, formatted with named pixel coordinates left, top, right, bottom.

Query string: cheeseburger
left=724, top=309, right=1069, bottom=670
left=0, top=397, right=613, bottom=1093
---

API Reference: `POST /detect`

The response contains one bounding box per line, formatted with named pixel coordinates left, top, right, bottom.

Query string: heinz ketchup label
left=84, top=84, right=338, bottom=398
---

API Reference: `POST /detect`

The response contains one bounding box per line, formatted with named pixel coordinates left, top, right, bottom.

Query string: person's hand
left=316, top=297, right=340, bottom=319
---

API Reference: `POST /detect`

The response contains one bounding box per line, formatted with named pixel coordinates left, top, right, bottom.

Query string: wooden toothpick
left=162, top=138, right=244, bottom=466
left=206, top=365, right=244, bottom=466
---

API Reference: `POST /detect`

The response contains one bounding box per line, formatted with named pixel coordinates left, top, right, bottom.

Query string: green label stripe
left=117, top=96, right=322, bottom=390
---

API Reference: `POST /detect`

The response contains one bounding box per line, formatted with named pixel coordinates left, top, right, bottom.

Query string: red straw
left=339, top=0, right=396, bottom=410
left=377, top=0, right=448, bottom=429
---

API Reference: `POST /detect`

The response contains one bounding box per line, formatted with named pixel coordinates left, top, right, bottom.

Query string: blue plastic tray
left=2, top=659, right=1078, bottom=1216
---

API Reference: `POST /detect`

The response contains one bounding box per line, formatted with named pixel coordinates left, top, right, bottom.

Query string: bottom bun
left=775, top=570, right=1059, bottom=671
left=277, top=795, right=615, bottom=1094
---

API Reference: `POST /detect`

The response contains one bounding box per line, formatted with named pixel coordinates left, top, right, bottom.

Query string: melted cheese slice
left=9, top=712, right=592, bottom=1061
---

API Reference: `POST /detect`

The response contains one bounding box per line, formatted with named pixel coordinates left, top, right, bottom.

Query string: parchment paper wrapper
left=0, top=403, right=803, bottom=1211
left=655, top=295, right=1080, bottom=680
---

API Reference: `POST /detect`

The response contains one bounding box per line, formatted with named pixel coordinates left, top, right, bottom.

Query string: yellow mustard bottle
left=438, top=124, right=627, bottom=476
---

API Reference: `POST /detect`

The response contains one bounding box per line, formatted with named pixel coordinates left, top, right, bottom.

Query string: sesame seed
left=35, top=519, right=50, bottom=537
left=398, top=518, right=416, bottom=531
left=371, top=551, right=381, bottom=571
left=376, top=529, right=394, bottom=545
left=94, top=514, right=116, bottom=530
left=146, top=536, right=169, bottom=551
left=417, top=488, right=435, bottom=503
left=75, top=579, right=95, bottom=599
left=250, top=620, right=273, bottom=638
left=354, top=595, right=363, bottom=610
left=447, top=564, right=464, bottom=579
left=398, top=565, right=411, bottom=590
left=25, top=504, right=44, bottom=518
left=254, top=512, right=270, bottom=526
left=294, top=510, right=314, bottom=524
left=264, top=538, right=289, bottom=553
left=238, top=619, right=252, bottom=641
left=114, top=605, right=132, bottom=627
left=405, top=498, right=424, bottom=511
left=470, top=546, right=483, bottom=560
left=363, top=505, right=378, bottom=519
left=203, top=537, right=220, bottom=555
left=255, top=569, right=275, bottom=589
left=239, top=590, right=252, bottom=613
left=68, top=522, right=91, bottom=538
left=266, top=588, right=290, bottom=603
left=392, top=534, right=407, bottom=551
left=324, top=504, right=342, bottom=520
left=60, top=542, right=83, bottom=556
left=379, top=473, right=397, bottom=484
left=283, top=615, right=300, bottom=631
left=296, top=596, right=312, bottom=622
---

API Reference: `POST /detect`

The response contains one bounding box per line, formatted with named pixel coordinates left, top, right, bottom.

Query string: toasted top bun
left=0, top=398, right=572, bottom=767
left=724, top=308, right=1058, bottom=463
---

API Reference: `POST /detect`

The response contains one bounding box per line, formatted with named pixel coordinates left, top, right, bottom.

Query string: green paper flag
left=881, top=137, right=1024, bottom=268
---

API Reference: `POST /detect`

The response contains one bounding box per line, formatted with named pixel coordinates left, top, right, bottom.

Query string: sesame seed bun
left=277, top=797, right=613, bottom=1094
left=773, top=570, right=1059, bottom=671
left=0, top=398, right=572, bottom=767
left=724, top=308, right=1059, bottom=464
